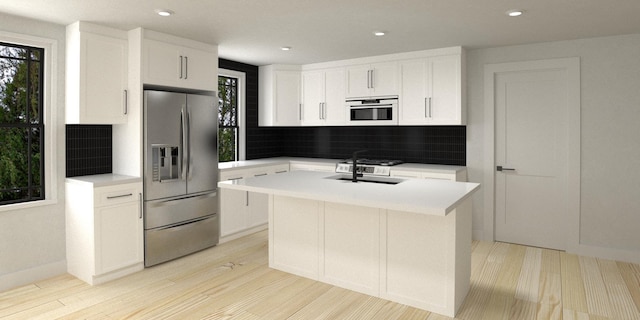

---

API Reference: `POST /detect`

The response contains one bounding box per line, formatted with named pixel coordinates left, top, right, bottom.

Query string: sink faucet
left=351, top=150, right=367, bottom=182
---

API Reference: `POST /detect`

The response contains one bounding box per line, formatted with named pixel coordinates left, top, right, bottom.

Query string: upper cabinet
left=259, top=47, right=465, bottom=127
left=345, top=62, right=398, bottom=98
left=399, top=54, right=464, bottom=125
left=259, top=65, right=301, bottom=126
left=66, top=22, right=128, bottom=124
left=142, top=31, right=217, bottom=91
left=301, top=68, right=346, bottom=125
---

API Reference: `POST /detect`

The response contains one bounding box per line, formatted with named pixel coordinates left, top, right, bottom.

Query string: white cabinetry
left=399, top=54, right=463, bottom=125
left=66, top=21, right=128, bottom=124
left=346, top=62, right=398, bottom=98
left=66, top=177, right=143, bottom=285
left=259, top=65, right=301, bottom=126
left=219, top=164, right=289, bottom=241
left=390, top=168, right=467, bottom=181
left=143, top=31, right=218, bottom=91
left=301, top=68, right=346, bottom=125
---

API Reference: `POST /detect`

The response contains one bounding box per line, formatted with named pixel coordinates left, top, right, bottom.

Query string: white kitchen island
left=218, top=170, right=480, bottom=317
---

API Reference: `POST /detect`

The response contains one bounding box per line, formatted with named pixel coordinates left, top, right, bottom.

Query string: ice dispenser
left=152, top=145, right=180, bottom=182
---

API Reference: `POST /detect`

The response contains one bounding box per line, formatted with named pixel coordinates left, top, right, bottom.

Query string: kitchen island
left=218, top=170, right=480, bottom=317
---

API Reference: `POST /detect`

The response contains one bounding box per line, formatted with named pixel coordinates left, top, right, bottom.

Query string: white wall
left=466, top=33, right=640, bottom=262
left=0, top=13, right=67, bottom=291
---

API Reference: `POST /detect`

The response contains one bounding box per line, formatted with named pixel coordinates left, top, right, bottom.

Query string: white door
left=494, top=64, right=572, bottom=250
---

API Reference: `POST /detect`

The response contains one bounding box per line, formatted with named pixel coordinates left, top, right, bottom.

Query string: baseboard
left=572, top=243, right=640, bottom=265
left=0, top=260, right=66, bottom=292
left=220, top=224, right=268, bottom=244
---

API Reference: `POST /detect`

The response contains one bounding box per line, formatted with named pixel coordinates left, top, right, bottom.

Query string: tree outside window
left=0, top=42, right=45, bottom=205
left=218, top=75, right=238, bottom=162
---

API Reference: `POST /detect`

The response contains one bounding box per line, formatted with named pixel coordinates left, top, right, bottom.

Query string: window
left=0, top=42, right=45, bottom=205
left=218, top=69, right=245, bottom=162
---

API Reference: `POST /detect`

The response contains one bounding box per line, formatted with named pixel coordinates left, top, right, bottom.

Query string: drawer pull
left=227, top=177, right=243, bottom=181
left=254, top=173, right=268, bottom=177
left=275, top=170, right=288, bottom=174
left=107, top=193, right=133, bottom=199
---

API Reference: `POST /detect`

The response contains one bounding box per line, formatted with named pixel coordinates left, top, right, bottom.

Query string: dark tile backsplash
left=221, top=58, right=466, bottom=166
left=66, top=125, right=112, bottom=177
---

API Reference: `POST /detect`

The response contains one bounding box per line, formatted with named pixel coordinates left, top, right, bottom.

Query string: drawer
left=219, top=170, right=245, bottom=181
left=94, top=183, right=142, bottom=207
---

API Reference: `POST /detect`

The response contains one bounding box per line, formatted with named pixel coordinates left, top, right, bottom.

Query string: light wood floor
left=1, top=230, right=639, bottom=319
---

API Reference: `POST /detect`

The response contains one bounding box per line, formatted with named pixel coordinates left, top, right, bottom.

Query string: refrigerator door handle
left=187, top=110, right=193, bottom=180
left=181, top=108, right=187, bottom=180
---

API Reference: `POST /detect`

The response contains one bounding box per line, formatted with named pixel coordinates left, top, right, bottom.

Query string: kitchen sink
left=326, top=174, right=405, bottom=185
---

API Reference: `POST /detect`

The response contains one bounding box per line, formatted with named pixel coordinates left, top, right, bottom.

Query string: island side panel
left=269, top=195, right=322, bottom=280
left=320, top=202, right=381, bottom=296
left=454, top=198, right=472, bottom=313
left=381, top=202, right=471, bottom=317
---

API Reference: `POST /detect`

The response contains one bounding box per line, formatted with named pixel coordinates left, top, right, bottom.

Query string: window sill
left=0, top=199, right=59, bottom=213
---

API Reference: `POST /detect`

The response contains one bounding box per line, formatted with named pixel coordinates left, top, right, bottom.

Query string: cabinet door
left=427, top=55, right=462, bottom=124
left=345, top=64, right=372, bottom=98
left=274, top=71, right=301, bottom=126
left=301, top=71, right=324, bottom=125
left=323, top=68, right=346, bottom=125
left=68, top=32, right=128, bottom=124
left=144, top=39, right=182, bottom=87
left=371, top=62, right=398, bottom=96
left=247, top=192, right=269, bottom=228
left=220, top=188, right=248, bottom=237
left=95, top=201, right=142, bottom=274
left=399, top=59, right=429, bottom=125
left=181, top=47, right=217, bottom=91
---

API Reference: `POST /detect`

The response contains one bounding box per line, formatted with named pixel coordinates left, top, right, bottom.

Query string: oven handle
left=349, top=104, right=395, bottom=109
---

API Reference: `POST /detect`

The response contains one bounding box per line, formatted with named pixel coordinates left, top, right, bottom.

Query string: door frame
left=483, top=57, right=581, bottom=252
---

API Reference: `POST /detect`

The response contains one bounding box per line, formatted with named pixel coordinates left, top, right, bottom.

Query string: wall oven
left=346, top=96, right=398, bottom=125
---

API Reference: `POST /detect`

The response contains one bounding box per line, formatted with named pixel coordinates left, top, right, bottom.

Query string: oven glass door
left=350, top=106, right=393, bottom=121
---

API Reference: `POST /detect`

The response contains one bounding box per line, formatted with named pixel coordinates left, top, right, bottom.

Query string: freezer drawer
left=145, top=192, right=217, bottom=229
left=145, top=214, right=219, bottom=267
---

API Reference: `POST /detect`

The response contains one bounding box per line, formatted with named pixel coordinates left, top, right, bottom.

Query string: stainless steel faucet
left=351, top=150, right=367, bottom=182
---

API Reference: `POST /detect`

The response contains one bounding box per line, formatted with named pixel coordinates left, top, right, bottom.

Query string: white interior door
left=494, top=66, right=571, bottom=250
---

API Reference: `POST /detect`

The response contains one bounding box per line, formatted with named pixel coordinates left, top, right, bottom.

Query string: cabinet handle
left=323, top=103, right=326, bottom=120
left=299, top=103, right=302, bottom=121
left=367, top=70, right=371, bottom=88
left=428, top=97, right=432, bottom=118
left=497, top=166, right=516, bottom=172
left=107, top=193, right=133, bottom=199
left=227, top=176, right=243, bottom=181
left=123, top=90, right=128, bottom=115
left=245, top=191, right=249, bottom=206
left=319, top=103, right=322, bottom=120
left=138, top=193, right=143, bottom=219
left=184, top=56, right=188, bottom=79
left=179, top=55, right=183, bottom=79
left=424, top=97, right=428, bottom=118
left=370, top=69, right=374, bottom=89
left=254, top=173, right=268, bottom=177
left=275, top=170, right=288, bottom=174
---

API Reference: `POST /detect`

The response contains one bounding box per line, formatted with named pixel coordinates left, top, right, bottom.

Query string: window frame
left=0, top=31, right=58, bottom=212
left=218, top=68, right=246, bottom=162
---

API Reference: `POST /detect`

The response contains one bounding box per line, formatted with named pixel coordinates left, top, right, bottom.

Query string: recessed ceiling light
left=155, top=9, right=174, bottom=17
left=281, top=46, right=292, bottom=51
left=373, top=31, right=386, bottom=36
left=506, top=10, right=524, bottom=17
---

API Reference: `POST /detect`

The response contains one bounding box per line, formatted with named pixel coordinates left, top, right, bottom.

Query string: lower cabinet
left=219, top=164, right=289, bottom=241
left=66, top=179, right=143, bottom=285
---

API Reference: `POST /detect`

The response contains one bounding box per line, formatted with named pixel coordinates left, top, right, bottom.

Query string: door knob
left=497, top=166, right=516, bottom=172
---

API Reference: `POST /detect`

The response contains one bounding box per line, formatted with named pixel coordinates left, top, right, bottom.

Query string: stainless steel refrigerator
left=143, top=90, right=219, bottom=267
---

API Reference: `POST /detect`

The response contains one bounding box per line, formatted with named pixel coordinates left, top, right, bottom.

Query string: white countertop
left=219, top=157, right=465, bottom=174
left=218, top=170, right=480, bottom=216
left=66, top=174, right=141, bottom=187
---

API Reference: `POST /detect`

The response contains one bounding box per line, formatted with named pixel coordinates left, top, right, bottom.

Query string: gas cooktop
left=338, top=159, right=404, bottom=166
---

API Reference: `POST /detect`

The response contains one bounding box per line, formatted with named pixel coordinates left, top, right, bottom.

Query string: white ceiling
left=1, top=0, right=640, bottom=66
